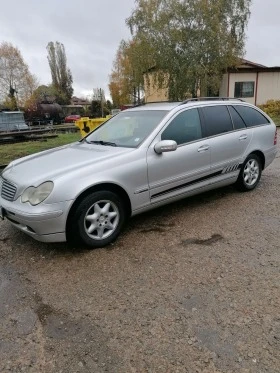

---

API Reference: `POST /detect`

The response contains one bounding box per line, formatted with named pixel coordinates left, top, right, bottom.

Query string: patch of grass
left=0, top=132, right=81, bottom=165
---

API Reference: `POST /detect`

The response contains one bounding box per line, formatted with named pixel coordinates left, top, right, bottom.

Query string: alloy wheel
left=84, top=200, right=119, bottom=240
left=243, top=159, right=260, bottom=187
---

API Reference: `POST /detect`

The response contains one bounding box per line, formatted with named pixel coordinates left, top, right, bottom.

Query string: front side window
left=233, top=105, right=270, bottom=127
left=234, top=81, right=255, bottom=98
left=202, top=105, right=233, bottom=137
left=85, top=110, right=168, bottom=148
left=161, top=108, right=202, bottom=145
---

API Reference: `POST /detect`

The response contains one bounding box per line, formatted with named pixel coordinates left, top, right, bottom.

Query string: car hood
left=3, top=142, right=134, bottom=186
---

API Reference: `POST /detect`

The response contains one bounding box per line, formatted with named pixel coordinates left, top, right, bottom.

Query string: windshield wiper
left=88, top=140, right=117, bottom=147
left=81, top=138, right=118, bottom=146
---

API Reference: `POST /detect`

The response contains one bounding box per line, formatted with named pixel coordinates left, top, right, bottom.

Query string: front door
left=147, top=108, right=211, bottom=204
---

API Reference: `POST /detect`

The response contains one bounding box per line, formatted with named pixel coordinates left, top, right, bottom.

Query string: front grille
left=0, top=177, right=17, bottom=201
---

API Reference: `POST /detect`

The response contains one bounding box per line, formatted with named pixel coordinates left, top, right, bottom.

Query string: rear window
left=202, top=105, right=233, bottom=137
left=234, top=105, right=270, bottom=127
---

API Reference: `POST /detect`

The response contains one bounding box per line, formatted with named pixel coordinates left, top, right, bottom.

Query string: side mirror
left=154, top=140, right=177, bottom=154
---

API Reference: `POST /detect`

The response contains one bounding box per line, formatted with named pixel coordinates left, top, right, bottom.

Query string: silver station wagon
left=0, top=98, right=277, bottom=248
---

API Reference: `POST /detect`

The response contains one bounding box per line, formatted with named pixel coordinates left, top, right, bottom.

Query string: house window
left=234, top=81, right=255, bottom=98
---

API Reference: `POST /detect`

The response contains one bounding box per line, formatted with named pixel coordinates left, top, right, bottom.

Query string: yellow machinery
left=75, top=116, right=111, bottom=138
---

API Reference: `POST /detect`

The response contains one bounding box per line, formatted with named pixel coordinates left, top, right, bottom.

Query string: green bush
left=259, top=100, right=280, bottom=118
left=259, top=100, right=280, bottom=126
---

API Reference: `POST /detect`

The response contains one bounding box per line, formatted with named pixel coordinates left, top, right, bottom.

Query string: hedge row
left=258, top=100, right=280, bottom=118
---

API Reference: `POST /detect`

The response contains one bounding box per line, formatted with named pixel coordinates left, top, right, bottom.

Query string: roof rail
left=180, top=97, right=245, bottom=105
left=134, top=101, right=180, bottom=107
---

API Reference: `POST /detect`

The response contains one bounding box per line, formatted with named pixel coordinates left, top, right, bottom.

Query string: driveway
left=0, top=140, right=279, bottom=373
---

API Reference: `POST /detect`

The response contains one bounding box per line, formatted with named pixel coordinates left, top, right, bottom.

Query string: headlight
left=21, top=182, right=54, bottom=206
left=21, top=186, right=36, bottom=203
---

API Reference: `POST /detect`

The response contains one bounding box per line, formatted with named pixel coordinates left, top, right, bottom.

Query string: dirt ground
left=0, top=142, right=279, bottom=373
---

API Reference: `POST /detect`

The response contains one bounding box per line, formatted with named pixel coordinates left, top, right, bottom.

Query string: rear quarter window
left=233, top=105, right=270, bottom=127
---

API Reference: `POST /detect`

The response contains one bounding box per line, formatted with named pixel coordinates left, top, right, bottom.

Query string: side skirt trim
left=151, top=170, right=222, bottom=199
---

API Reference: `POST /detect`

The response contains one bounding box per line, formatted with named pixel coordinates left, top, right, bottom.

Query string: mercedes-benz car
left=0, top=98, right=277, bottom=248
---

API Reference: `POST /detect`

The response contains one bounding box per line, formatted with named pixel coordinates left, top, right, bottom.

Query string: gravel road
left=0, top=140, right=279, bottom=373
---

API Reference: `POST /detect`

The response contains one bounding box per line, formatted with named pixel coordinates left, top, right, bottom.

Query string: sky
left=0, top=0, right=279, bottom=100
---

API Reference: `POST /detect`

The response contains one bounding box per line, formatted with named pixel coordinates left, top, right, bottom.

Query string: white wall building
left=144, top=59, right=280, bottom=104
left=220, top=59, right=280, bottom=105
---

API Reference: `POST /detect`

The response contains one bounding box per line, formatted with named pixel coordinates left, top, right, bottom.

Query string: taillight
left=274, top=129, right=277, bottom=145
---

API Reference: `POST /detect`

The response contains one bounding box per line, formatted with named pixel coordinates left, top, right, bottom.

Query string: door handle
left=197, top=145, right=209, bottom=152
left=239, top=134, right=248, bottom=140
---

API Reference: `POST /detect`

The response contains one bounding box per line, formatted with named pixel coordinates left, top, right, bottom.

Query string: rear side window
left=234, top=105, right=270, bottom=127
left=228, top=106, right=246, bottom=130
left=202, top=105, right=233, bottom=137
left=162, top=108, right=202, bottom=145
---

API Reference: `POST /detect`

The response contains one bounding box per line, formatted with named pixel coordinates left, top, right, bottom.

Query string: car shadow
left=4, top=184, right=238, bottom=256
left=126, top=184, right=238, bottom=232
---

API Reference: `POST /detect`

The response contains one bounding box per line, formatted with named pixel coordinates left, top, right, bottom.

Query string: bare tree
left=47, top=42, right=73, bottom=104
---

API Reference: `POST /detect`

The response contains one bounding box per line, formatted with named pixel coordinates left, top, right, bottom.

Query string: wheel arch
left=66, top=183, right=132, bottom=236
left=248, top=150, right=265, bottom=170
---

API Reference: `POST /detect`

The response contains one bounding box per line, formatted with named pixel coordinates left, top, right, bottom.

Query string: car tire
left=236, top=154, right=262, bottom=192
left=68, top=191, right=126, bottom=248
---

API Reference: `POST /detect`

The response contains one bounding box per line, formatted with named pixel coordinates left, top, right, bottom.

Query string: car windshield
left=85, top=110, right=168, bottom=148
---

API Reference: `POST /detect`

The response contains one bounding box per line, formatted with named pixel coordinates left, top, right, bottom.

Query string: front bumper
left=0, top=196, right=74, bottom=243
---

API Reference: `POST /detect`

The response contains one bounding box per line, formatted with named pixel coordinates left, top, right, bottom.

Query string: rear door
left=200, top=105, right=252, bottom=175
